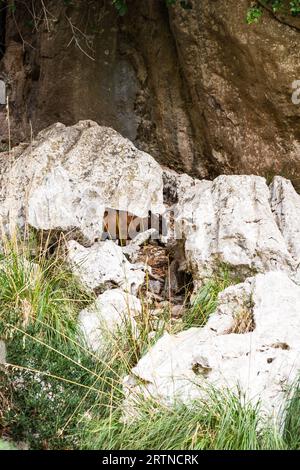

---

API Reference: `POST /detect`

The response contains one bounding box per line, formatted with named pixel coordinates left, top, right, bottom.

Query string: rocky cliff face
left=0, top=0, right=300, bottom=181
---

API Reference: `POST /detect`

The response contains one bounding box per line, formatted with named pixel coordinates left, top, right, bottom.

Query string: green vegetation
left=182, top=266, right=239, bottom=329
left=247, top=1, right=300, bottom=24
left=283, top=381, right=300, bottom=448
left=0, top=234, right=92, bottom=343
left=247, top=5, right=264, bottom=24
left=112, top=0, right=128, bottom=16
left=0, top=439, right=17, bottom=450
left=80, top=390, right=286, bottom=450
left=113, top=0, right=300, bottom=20
left=111, top=0, right=300, bottom=20
left=0, top=235, right=299, bottom=450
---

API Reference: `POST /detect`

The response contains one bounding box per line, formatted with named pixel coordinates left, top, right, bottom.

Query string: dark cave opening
left=0, top=1, right=7, bottom=61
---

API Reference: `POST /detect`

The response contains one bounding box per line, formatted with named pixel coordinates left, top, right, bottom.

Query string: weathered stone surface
left=270, top=176, right=300, bottom=266
left=1, top=1, right=300, bottom=180
left=169, top=1, right=300, bottom=180
left=67, top=240, right=145, bottom=295
left=0, top=121, right=164, bottom=243
left=169, top=172, right=298, bottom=285
left=0, top=340, right=6, bottom=364
left=78, top=288, right=141, bottom=353
left=124, top=271, right=300, bottom=420
left=0, top=79, right=5, bottom=105
left=122, top=229, right=159, bottom=263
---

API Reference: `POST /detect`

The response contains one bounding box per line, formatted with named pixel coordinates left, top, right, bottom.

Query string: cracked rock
left=78, top=288, right=142, bottom=353
left=0, top=121, right=164, bottom=244
left=165, top=171, right=298, bottom=286
left=67, top=239, right=145, bottom=295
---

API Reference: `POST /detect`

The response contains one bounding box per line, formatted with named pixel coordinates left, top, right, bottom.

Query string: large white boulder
left=167, top=172, right=298, bottom=284
left=124, top=271, right=300, bottom=420
left=78, top=288, right=142, bottom=353
left=0, top=121, right=164, bottom=244
left=67, top=239, right=145, bottom=295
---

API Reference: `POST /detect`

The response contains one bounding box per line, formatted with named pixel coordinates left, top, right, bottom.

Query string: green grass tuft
left=0, top=235, right=299, bottom=450
left=79, top=390, right=284, bottom=450
left=182, top=266, right=238, bottom=329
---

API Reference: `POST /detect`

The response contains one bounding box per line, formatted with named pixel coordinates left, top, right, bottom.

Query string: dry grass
left=228, top=308, right=255, bottom=334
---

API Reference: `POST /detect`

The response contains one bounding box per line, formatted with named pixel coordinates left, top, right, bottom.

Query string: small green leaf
left=290, top=0, right=300, bottom=16
left=246, top=6, right=263, bottom=24
left=112, top=0, right=128, bottom=16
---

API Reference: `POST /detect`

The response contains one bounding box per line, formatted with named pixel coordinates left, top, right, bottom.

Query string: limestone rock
left=0, top=340, right=6, bottom=364
left=0, top=121, right=164, bottom=244
left=170, top=304, right=185, bottom=319
left=0, top=80, right=5, bottom=105
left=169, top=172, right=297, bottom=285
left=122, top=229, right=159, bottom=263
left=124, top=272, right=300, bottom=420
left=67, top=240, right=145, bottom=295
left=78, top=288, right=141, bottom=353
left=130, top=229, right=159, bottom=247
left=270, top=176, right=300, bottom=266
left=148, top=280, right=163, bottom=295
